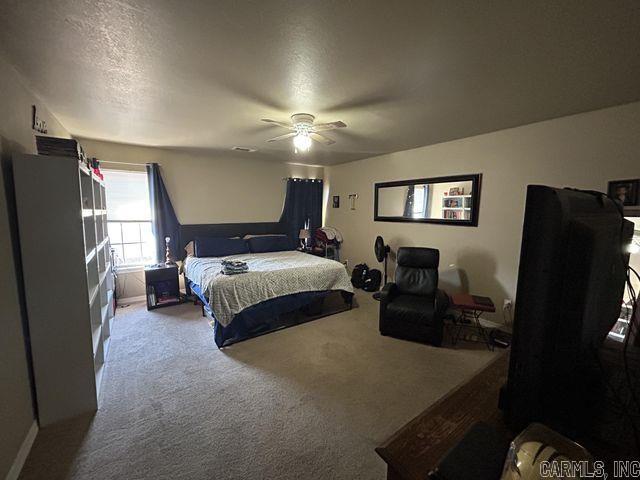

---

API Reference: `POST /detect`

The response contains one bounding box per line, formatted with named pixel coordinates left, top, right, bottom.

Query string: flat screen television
left=502, top=185, right=634, bottom=437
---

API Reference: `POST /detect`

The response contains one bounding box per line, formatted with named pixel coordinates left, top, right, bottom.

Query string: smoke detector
left=232, top=146, right=257, bottom=152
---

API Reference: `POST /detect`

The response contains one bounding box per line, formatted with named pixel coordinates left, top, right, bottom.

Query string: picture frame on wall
left=608, top=179, right=639, bottom=206
left=332, top=195, right=340, bottom=208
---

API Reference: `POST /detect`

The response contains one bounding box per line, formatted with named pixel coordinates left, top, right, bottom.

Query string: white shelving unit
left=13, top=153, right=115, bottom=426
left=442, top=194, right=472, bottom=220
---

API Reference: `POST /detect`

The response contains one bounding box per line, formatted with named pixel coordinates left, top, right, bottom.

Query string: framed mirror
left=374, top=174, right=482, bottom=226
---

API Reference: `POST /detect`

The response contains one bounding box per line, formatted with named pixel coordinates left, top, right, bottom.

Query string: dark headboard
left=178, top=222, right=287, bottom=259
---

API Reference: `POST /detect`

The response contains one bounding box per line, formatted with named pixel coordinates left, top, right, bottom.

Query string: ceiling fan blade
left=312, top=121, right=347, bottom=132
left=261, top=118, right=294, bottom=129
left=310, top=132, right=336, bottom=145
left=266, top=132, right=297, bottom=143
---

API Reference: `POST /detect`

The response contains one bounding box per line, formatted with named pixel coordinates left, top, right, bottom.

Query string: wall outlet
left=503, top=299, right=513, bottom=310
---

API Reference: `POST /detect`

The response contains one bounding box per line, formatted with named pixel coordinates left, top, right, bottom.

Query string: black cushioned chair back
left=395, top=247, right=439, bottom=296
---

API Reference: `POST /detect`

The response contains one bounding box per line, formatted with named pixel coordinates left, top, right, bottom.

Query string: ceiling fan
left=261, top=113, right=346, bottom=153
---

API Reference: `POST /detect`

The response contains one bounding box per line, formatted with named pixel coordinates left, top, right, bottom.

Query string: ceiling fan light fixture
left=293, top=132, right=312, bottom=153
left=261, top=112, right=345, bottom=151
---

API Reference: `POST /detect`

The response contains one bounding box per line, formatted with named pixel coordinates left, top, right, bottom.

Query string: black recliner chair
left=379, top=247, right=449, bottom=346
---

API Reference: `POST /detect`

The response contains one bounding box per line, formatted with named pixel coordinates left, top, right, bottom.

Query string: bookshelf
left=442, top=194, right=472, bottom=220
left=13, top=154, right=115, bottom=426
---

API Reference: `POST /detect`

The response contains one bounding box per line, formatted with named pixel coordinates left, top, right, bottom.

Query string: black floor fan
left=372, top=236, right=390, bottom=301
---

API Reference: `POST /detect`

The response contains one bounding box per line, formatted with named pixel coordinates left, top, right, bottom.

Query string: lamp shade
left=299, top=229, right=311, bottom=239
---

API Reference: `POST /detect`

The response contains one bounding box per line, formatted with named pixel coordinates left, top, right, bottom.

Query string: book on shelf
left=147, top=281, right=180, bottom=307
left=156, top=296, right=180, bottom=305
left=147, top=285, right=157, bottom=307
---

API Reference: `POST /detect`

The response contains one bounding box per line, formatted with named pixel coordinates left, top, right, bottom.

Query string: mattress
left=183, top=250, right=354, bottom=326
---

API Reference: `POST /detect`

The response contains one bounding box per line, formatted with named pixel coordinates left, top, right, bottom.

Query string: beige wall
left=78, top=139, right=324, bottom=225
left=0, top=55, right=70, bottom=477
left=78, top=139, right=324, bottom=299
left=325, top=102, right=640, bottom=321
left=377, top=186, right=409, bottom=217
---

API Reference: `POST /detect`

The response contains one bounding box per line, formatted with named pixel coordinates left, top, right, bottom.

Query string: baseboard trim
left=5, top=421, right=38, bottom=480
left=117, top=295, right=146, bottom=304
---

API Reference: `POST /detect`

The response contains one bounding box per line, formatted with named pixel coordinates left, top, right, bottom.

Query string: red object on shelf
left=449, top=293, right=496, bottom=313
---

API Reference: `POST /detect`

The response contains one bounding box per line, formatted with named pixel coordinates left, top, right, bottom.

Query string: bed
left=179, top=222, right=354, bottom=347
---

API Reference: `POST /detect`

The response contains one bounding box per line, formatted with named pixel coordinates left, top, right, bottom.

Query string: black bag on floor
left=351, top=263, right=369, bottom=288
left=363, top=269, right=382, bottom=292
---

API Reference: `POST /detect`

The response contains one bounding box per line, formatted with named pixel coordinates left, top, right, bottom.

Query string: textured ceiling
left=1, top=0, right=639, bottom=165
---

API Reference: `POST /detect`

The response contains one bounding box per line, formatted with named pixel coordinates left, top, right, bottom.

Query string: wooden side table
left=144, top=264, right=182, bottom=310
left=376, top=352, right=511, bottom=479
left=448, top=293, right=496, bottom=350
left=297, top=245, right=340, bottom=260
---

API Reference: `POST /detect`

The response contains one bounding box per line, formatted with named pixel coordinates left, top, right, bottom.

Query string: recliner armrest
left=379, top=282, right=398, bottom=316
left=435, top=289, right=450, bottom=316
left=380, top=282, right=397, bottom=302
left=379, top=282, right=398, bottom=333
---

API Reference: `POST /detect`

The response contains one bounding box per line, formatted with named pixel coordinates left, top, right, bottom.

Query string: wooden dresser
left=375, top=352, right=510, bottom=480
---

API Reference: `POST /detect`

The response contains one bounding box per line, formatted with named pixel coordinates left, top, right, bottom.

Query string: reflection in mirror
left=374, top=175, right=481, bottom=226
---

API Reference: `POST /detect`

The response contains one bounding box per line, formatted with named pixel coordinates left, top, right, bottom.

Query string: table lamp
left=165, top=236, right=176, bottom=265
left=299, top=229, right=311, bottom=250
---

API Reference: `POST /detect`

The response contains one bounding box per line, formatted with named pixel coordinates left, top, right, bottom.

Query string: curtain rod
left=282, top=177, right=322, bottom=181
left=99, top=160, right=160, bottom=166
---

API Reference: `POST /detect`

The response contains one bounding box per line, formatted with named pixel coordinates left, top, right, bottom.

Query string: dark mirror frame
left=374, top=173, right=482, bottom=226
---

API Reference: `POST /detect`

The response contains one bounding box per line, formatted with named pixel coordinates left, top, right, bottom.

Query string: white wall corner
left=5, top=421, right=38, bottom=480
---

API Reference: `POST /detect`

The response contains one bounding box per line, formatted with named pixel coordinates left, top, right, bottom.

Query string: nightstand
left=144, top=264, right=182, bottom=310
left=297, top=246, right=339, bottom=260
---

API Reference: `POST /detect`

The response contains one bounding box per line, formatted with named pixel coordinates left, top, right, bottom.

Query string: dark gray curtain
left=146, top=163, right=180, bottom=263
left=423, top=185, right=431, bottom=215
left=403, top=185, right=415, bottom=217
left=279, top=178, right=323, bottom=247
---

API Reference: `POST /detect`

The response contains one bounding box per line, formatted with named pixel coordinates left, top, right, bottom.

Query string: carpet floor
left=19, top=292, right=496, bottom=480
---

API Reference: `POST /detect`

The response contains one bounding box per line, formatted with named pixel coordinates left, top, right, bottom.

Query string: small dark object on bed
left=221, top=260, right=249, bottom=275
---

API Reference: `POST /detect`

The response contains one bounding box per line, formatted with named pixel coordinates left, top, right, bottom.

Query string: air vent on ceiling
left=232, top=146, right=257, bottom=152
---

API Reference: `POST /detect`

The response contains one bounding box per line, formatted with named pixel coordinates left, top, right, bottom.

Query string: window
left=412, top=185, right=429, bottom=217
left=609, top=217, right=640, bottom=343
left=103, top=170, right=155, bottom=267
